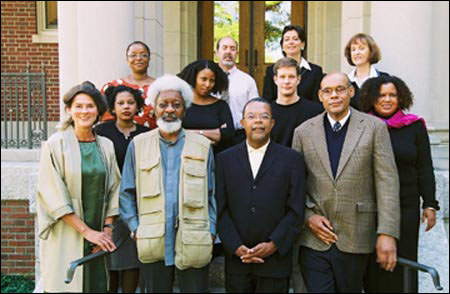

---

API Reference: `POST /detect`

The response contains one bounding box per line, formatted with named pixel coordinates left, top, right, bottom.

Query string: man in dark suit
left=216, top=97, right=306, bottom=293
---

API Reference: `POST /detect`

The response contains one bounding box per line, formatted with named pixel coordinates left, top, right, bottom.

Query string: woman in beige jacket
left=37, top=81, right=120, bottom=293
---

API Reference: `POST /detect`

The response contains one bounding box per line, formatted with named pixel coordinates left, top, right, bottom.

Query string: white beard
left=157, top=117, right=182, bottom=134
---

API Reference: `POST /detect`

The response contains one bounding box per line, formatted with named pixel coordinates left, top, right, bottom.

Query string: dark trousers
left=140, top=261, right=209, bottom=293
left=299, top=245, right=370, bottom=293
left=226, top=272, right=290, bottom=293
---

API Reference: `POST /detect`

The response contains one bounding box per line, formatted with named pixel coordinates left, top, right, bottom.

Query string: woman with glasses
left=178, top=59, right=235, bottom=155
left=359, top=75, right=439, bottom=293
left=101, top=41, right=157, bottom=129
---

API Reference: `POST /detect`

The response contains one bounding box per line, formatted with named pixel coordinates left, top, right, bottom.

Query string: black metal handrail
left=1, top=63, right=47, bottom=149
left=65, top=232, right=129, bottom=284
left=397, top=257, right=443, bottom=292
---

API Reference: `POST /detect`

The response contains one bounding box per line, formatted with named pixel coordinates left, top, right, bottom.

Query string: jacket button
left=251, top=207, right=256, bottom=213
left=252, top=185, right=256, bottom=190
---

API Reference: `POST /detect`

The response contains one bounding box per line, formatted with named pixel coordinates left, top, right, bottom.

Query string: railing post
left=403, top=266, right=414, bottom=293
left=2, top=76, right=7, bottom=149
left=42, top=62, right=47, bottom=141
left=26, top=63, right=32, bottom=149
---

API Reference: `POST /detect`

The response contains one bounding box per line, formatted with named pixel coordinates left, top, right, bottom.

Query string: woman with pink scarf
left=359, top=75, right=440, bottom=293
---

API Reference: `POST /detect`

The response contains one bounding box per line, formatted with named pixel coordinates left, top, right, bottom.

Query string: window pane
left=265, top=1, right=291, bottom=63
left=45, top=1, right=58, bottom=29
left=214, top=1, right=239, bottom=63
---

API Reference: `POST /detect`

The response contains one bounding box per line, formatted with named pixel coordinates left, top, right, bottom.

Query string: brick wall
left=1, top=200, right=35, bottom=276
left=1, top=1, right=60, bottom=121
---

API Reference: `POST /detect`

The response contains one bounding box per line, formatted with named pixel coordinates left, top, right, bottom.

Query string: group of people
left=36, top=25, right=439, bottom=293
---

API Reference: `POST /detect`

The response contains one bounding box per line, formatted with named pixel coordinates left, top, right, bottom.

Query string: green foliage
left=1, top=274, right=35, bottom=293
left=214, top=1, right=239, bottom=46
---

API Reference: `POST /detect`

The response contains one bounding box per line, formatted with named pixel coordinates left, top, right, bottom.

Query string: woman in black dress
left=178, top=59, right=234, bottom=155
left=95, top=85, right=150, bottom=293
left=359, top=75, right=439, bottom=293
left=263, top=25, right=323, bottom=103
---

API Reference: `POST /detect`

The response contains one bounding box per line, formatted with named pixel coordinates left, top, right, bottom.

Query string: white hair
left=145, top=74, right=193, bottom=108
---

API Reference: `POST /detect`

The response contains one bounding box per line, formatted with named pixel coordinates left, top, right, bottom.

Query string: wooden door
left=199, top=1, right=305, bottom=95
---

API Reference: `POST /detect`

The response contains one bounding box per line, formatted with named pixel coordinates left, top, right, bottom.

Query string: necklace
left=115, top=122, right=136, bottom=140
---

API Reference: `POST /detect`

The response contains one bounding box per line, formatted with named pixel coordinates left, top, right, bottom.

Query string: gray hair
left=146, top=74, right=193, bottom=108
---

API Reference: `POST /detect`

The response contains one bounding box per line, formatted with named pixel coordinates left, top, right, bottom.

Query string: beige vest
left=133, top=129, right=213, bottom=270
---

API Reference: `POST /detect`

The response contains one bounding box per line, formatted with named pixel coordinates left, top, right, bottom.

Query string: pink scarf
left=370, top=110, right=426, bottom=129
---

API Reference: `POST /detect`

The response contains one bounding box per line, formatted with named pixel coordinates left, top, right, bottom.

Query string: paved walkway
left=418, top=218, right=449, bottom=293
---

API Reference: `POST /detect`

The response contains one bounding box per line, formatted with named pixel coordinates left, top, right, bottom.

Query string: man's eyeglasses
left=320, top=86, right=349, bottom=98
left=127, top=53, right=150, bottom=59
left=244, top=114, right=271, bottom=121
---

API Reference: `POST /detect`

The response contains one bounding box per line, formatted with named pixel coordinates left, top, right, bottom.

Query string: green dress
left=80, top=141, right=108, bottom=293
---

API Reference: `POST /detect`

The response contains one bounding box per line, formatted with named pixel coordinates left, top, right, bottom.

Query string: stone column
left=135, top=1, right=164, bottom=78
left=58, top=1, right=135, bottom=119
left=163, top=1, right=197, bottom=74
left=307, top=1, right=342, bottom=74
left=370, top=1, right=449, bottom=132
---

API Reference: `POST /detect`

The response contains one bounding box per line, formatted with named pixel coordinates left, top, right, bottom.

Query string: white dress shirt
left=299, top=57, right=312, bottom=72
left=215, top=66, right=260, bottom=129
left=327, top=109, right=351, bottom=132
left=246, top=140, right=270, bottom=179
left=348, top=65, right=379, bottom=88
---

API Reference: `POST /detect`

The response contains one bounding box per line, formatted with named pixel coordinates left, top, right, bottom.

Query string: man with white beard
left=120, top=74, right=216, bottom=293
left=216, top=36, right=259, bottom=144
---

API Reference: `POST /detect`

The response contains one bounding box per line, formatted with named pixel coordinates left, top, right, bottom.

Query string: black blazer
left=263, top=62, right=323, bottom=103
left=350, top=70, right=390, bottom=110
left=216, top=141, right=306, bottom=278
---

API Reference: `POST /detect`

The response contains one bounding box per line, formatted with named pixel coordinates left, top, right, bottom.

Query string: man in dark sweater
left=270, top=58, right=323, bottom=147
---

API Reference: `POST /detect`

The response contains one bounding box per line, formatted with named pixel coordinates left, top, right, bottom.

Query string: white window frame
left=32, top=1, right=58, bottom=43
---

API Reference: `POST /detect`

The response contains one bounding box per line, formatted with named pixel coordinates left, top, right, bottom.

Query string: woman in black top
left=178, top=59, right=234, bottom=154
left=94, top=85, right=150, bottom=293
left=263, top=25, right=323, bottom=103
left=359, top=75, right=439, bottom=293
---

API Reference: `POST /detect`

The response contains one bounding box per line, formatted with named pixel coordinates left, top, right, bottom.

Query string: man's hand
left=235, top=245, right=264, bottom=264
left=376, top=234, right=397, bottom=272
left=307, top=214, right=338, bottom=245
left=243, top=241, right=277, bottom=259
left=422, top=208, right=436, bottom=232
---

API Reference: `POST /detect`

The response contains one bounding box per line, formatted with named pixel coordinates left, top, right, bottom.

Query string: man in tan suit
left=292, top=72, right=400, bottom=293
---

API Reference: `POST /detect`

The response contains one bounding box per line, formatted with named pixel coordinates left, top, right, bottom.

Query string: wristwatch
left=103, top=223, right=114, bottom=230
left=199, top=130, right=204, bottom=135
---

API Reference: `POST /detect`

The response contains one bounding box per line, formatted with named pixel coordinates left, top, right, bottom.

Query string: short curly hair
left=359, top=75, right=414, bottom=113
left=344, top=33, right=381, bottom=66
left=103, top=85, right=143, bottom=116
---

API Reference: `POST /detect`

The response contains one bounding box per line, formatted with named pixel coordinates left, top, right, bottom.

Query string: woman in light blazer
left=37, top=81, right=120, bottom=293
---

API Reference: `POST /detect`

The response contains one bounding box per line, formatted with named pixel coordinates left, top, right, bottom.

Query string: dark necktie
left=222, top=72, right=230, bottom=103
left=333, top=121, right=341, bottom=132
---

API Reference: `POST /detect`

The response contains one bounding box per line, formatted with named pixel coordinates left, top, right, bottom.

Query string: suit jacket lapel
left=310, top=113, right=334, bottom=181
left=237, top=142, right=254, bottom=181
left=254, top=141, right=277, bottom=182
left=335, top=110, right=365, bottom=180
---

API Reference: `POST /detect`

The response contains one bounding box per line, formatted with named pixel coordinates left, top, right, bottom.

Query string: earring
left=149, top=109, right=155, bottom=117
